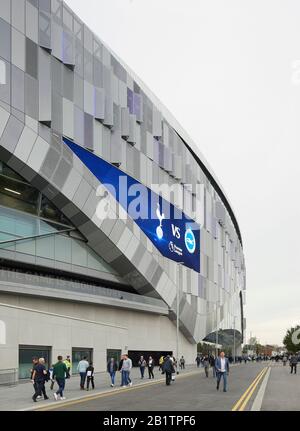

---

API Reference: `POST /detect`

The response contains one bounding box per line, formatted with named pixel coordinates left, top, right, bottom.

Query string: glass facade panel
left=0, top=178, right=39, bottom=215
left=39, top=195, right=71, bottom=226
left=72, top=348, right=92, bottom=374
left=55, top=234, right=71, bottom=263
left=16, top=237, right=36, bottom=255
left=36, top=235, right=55, bottom=259
left=19, top=346, right=51, bottom=379
left=0, top=162, right=40, bottom=215
left=71, top=238, right=88, bottom=267
left=0, top=162, right=119, bottom=278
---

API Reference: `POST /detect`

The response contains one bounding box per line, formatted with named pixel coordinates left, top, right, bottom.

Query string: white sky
left=65, top=0, right=300, bottom=345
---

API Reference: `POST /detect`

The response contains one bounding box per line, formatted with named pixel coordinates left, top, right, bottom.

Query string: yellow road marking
left=238, top=367, right=269, bottom=411
left=232, top=367, right=268, bottom=411
left=32, top=370, right=201, bottom=411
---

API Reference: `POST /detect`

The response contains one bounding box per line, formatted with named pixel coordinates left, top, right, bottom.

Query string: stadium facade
left=0, top=0, right=246, bottom=383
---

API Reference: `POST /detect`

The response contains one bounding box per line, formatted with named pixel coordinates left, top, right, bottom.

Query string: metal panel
left=38, top=47, right=51, bottom=124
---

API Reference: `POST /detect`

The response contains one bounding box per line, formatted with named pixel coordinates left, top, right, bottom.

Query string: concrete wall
left=0, top=293, right=197, bottom=374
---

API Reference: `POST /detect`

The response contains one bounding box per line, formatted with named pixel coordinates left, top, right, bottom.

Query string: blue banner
left=63, top=137, right=200, bottom=272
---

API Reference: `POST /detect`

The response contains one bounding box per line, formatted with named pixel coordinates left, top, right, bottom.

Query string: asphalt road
left=40, top=363, right=269, bottom=411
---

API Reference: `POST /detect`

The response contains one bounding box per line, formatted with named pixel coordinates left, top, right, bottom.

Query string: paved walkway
left=260, top=362, right=300, bottom=411
left=0, top=365, right=200, bottom=411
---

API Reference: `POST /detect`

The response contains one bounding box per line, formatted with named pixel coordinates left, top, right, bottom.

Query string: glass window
left=55, top=234, right=71, bottom=263
left=36, top=235, right=55, bottom=259
left=0, top=161, right=26, bottom=182
left=19, top=346, right=51, bottom=379
left=26, top=37, right=38, bottom=79
left=16, top=237, right=36, bottom=255
left=72, top=348, right=92, bottom=374
left=39, top=195, right=71, bottom=226
left=106, top=349, right=121, bottom=365
left=63, top=30, right=74, bottom=66
left=0, top=176, right=39, bottom=215
left=127, top=88, right=133, bottom=114
left=87, top=247, right=113, bottom=273
left=71, top=238, right=88, bottom=267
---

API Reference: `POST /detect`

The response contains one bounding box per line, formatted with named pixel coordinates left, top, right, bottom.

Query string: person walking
left=118, top=354, right=124, bottom=386
left=290, top=354, right=298, bottom=374
left=31, top=358, right=49, bottom=402
left=77, top=356, right=89, bottom=389
left=172, top=356, right=178, bottom=374
left=159, top=355, right=164, bottom=371
left=86, top=362, right=95, bottom=390
left=53, top=355, right=68, bottom=401
left=107, top=357, right=118, bottom=387
left=30, top=357, right=39, bottom=396
left=127, top=354, right=133, bottom=386
left=179, top=356, right=185, bottom=370
left=121, top=354, right=131, bottom=387
left=148, top=356, right=155, bottom=379
left=162, top=355, right=175, bottom=386
left=49, top=363, right=55, bottom=390
left=64, top=355, right=72, bottom=379
left=210, top=355, right=216, bottom=378
left=215, top=351, right=229, bottom=392
left=195, top=355, right=201, bottom=368
left=203, top=356, right=209, bottom=378
left=283, top=356, right=287, bottom=366
left=138, top=356, right=147, bottom=379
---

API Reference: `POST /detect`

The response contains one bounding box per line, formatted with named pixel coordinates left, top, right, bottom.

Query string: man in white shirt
left=77, top=356, right=89, bottom=389
left=215, top=351, right=229, bottom=392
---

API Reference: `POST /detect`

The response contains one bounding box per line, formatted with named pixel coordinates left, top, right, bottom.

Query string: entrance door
left=72, top=348, right=93, bottom=374
left=19, top=345, right=51, bottom=379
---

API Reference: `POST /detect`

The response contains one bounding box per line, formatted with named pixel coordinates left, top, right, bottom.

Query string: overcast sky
left=66, top=0, right=300, bottom=345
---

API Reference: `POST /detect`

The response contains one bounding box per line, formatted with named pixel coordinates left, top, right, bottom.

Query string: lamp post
left=215, top=300, right=219, bottom=358
left=176, top=262, right=184, bottom=374
left=233, top=316, right=237, bottom=363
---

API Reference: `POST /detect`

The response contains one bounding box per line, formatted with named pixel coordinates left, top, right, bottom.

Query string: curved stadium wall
left=0, top=0, right=245, bottom=380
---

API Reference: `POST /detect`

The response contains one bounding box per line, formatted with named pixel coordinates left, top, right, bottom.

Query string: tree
left=283, top=326, right=300, bottom=353
left=197, top=342, right=213, bottom=355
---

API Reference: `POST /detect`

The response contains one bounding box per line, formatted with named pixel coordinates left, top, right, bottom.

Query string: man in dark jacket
left=86, top=362, right=95, bottom=390
left=107, top=357, right=118, bottom=387
left=209, top=355, right=216, bottom=378
left=138, top=356, right=147, bottom=379
left=215, top=352, right=230, bottom=392
left=162, top=356, right=175, bottom=386
left=31, top=358, right=49, bottom=402
left=290, top=354, right=298, bottom=374
left=147, top=356, right=155, bottom=379
left=30, top=357, right=39, bottom=394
